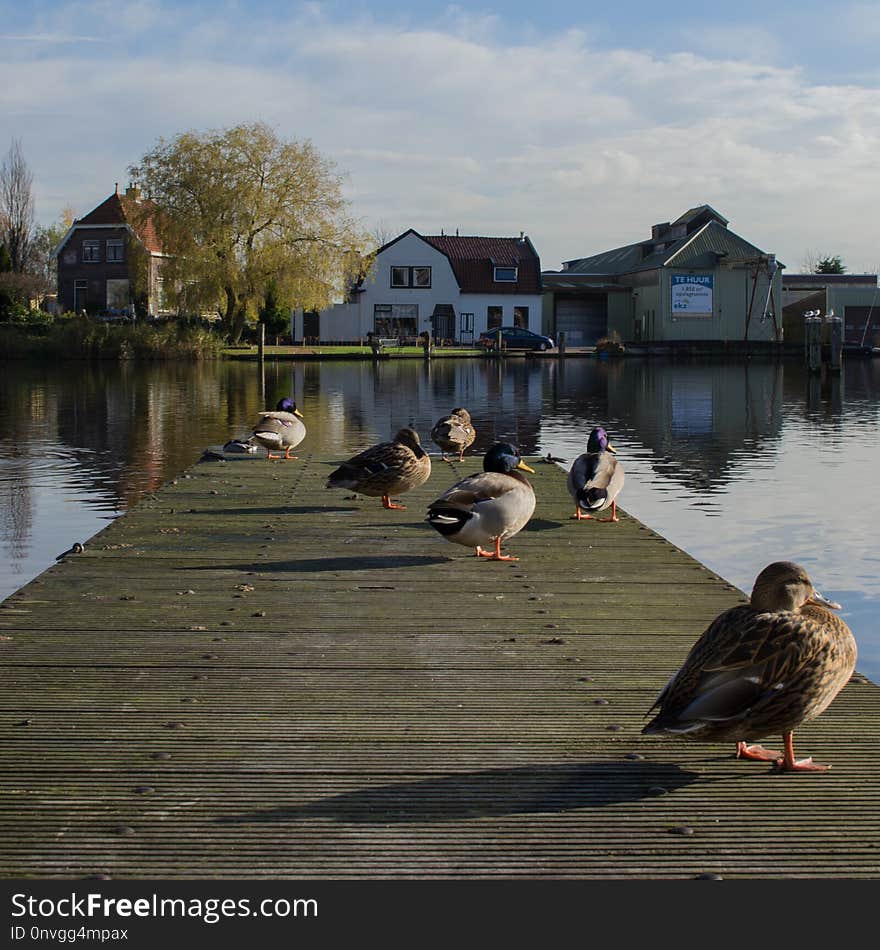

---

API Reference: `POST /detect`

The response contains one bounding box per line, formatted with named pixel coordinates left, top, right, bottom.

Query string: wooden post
left=805, top=315, right=822, bottom=373
left=557, top=331, right=566, bottom=357
left=829, top=315, right=843, bottom=372
left=258, top=322, right=265, bottom=362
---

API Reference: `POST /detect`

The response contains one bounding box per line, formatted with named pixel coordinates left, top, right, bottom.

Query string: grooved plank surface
left=1, top=451, right=878, bottom=880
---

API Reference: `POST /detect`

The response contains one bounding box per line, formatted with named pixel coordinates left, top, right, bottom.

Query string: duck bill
left=294, top=409, right=305, bottom=419
left=808, top=588, right=841, bottom=610
left=517, top=460, right=536, bottom=474
left=606, top=442, right=617, bottom=454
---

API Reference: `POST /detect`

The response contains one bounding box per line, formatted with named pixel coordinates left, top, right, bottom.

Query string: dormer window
left=391, top=266, right=431, bottom=288
left=493, top=265, right=517, bottom=282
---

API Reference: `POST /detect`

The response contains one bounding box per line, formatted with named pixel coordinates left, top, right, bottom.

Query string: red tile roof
left=76, top=191, right=163, bottom=254
left=423, top=234, right=542, bottom=294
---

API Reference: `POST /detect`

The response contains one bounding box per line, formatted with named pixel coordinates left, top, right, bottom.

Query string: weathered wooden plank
left=0, top=451, right=877, bottom=880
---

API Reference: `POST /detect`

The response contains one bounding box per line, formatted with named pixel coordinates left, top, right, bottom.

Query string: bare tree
left=800, top=250, right=820, bottom=274
left=0, top=139, right=36, bottom=273
left=371, top=219, right=398, bottom=251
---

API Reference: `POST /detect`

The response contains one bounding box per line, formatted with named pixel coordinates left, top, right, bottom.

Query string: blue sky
left=2, top=0, right=879, bottom=270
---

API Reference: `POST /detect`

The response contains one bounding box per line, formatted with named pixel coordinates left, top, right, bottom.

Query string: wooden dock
left=1, top=452, right=878, bottom=880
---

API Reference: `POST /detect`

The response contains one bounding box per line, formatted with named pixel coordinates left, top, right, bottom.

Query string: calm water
left=2, top=355, right=878, bottom=681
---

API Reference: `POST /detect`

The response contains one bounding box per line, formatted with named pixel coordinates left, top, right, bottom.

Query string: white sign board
left=671, top=274, right=713, bottom=317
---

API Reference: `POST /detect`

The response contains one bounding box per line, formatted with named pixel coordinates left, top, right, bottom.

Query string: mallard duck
left=426, top=442, right=536, bottom=561
left=251, top=397, right=306, bottom=460
left=567, top=425, right=624, bottom=522
left=431, top=408, right=476, bottom=462
left=56, top=541, right=85, bottom=561
left=325, top=427, right=431, bottom=510
left=642, top=561, right=857, bottom=771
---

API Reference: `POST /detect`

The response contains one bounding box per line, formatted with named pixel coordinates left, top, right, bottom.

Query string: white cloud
left=2, top=3, right=879, bottom=271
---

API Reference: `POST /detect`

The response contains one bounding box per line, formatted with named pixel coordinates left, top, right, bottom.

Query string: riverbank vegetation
left=1, top=312, right=224, bottom=359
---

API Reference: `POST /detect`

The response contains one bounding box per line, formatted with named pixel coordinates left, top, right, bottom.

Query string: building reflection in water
left=2, top=354, right=879, bottom=681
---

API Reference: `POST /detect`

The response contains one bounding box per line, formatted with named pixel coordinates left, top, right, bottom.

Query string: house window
left=487, top=306, right=503, bottom=330
left=513, top=306, right=528, bottom=329
left=107, top=239, right=124, bottom=262
left=390, top=266, right=431, bottom=288
left=494, top=265, right=517, bottom=282
left=374, top=303, right=418, bottom=338
left=82, top=240, right=100, bottom=262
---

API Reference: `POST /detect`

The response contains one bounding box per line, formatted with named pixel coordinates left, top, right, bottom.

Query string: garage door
left=555, top=295, right=608, bottom=346
left=844, top=306, right=880, bottom=348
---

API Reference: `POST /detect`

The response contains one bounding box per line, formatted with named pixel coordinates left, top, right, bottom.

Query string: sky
left=2, top=0, right=879, bottom=272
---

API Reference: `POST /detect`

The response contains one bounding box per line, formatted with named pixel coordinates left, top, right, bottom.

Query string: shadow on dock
left=217, top=762, right=702, bottom=825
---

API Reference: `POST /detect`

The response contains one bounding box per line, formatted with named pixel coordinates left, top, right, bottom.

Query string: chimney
left=125, top=182, right=142, bottom=201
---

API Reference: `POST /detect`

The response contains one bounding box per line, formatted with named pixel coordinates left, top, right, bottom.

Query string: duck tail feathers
left=426, top=505, right=474, bottom=537
left=641, top=717, right=706, bottom=736
left=578, top=486, right=607, bottom=511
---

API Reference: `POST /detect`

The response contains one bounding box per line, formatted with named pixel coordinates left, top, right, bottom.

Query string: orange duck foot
left=475, top=540, right=518, bottom=561
left=597, top=501, right=619, bottom=522
left=775, top=732, right=831, bottom=771
left=736, top=741, right=782, bottom=762
left=571, top=509, right=593, bottom=520
left=381, top=495, right=407, bottom=510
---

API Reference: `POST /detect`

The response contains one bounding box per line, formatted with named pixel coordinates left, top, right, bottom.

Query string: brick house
left=55, top=184, right=167, bottom=318
left=297, top=229, right=543, bottom=344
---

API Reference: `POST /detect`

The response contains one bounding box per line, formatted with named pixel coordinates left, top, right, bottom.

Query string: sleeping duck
left=567, top=425, right=624, bottom=522
left=251, top=397, right=306, bottom=460
left=325, top=427, right=431, bottom=510
left=426, top=442, right=536, bottom=561
left=642, top=561, right=857, bottom=771
left=431, top=408, right=476, bottom=462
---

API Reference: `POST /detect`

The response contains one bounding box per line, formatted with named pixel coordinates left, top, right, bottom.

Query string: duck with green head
left=251, top=397, right=306, bottom=461
left=567, top=425, right=624, bottom=522
left=642, top=561, right=857, bottom=771
left=426, top=442, right=536, bottom=561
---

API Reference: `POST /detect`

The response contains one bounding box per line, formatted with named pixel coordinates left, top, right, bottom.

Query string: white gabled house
left=295, top=228, right=543, bottom=344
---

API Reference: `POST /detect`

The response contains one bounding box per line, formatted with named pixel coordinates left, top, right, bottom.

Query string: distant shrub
left=0, top=316, right=225, bottom=360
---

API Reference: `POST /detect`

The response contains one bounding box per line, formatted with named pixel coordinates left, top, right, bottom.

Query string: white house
left=295, top=229, right=543, bottom=344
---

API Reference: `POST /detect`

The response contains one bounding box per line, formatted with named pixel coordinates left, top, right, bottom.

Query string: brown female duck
left=325, top=427, right=431, bottom=510
left=642, top=561, right=857, bottom=771
left=431, top=408, right=476, bottom=462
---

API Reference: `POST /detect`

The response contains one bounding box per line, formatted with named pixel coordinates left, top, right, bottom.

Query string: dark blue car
left=479, top=326, right=555, bottom=351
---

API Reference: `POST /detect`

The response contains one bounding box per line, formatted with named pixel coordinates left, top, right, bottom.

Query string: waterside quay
left=1, top=453, right=878, bottom=879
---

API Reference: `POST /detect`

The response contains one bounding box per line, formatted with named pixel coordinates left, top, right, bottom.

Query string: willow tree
left=130, top=123, right=369, bottom=340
